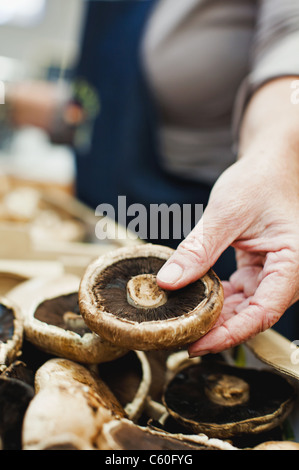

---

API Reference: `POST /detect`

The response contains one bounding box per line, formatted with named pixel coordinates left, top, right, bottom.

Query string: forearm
left=238, top=77, right=299, bottom=171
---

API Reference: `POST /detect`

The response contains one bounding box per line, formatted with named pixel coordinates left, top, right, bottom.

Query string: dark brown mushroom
left=162, top=361, right=296, bottom=439
left=22, top=358, right=126, bottom=450
left=0, top=297, right=23, bottom=366
left=97, top=350, right=151, bottom=422
left=98, top=417, right=237, bottom=450
left=8, top=274, right=127, bottom=364
left=0, top=361, right=34, bottom=450
left=1, top=360, right=34, bottom=387
left=79, top=244, right=223, bottom=350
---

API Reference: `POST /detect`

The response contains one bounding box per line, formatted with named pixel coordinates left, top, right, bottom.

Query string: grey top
left=142, top=0, right=299, bottom=185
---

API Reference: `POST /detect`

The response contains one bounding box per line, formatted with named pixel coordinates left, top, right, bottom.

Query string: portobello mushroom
left=98, top=417, right=237, bottom=450
left=97, top=350, right=151, bottom=422
left=8, top=274, right=127, bottom=364
left=162, top=361, right=296, bottom=439
left=22, top=358, right=126, bottom=450
left=0, top=298, right=23, bottom=366
left=79, top=244, right=223, bottom=350
left=0, top=361, right=34, bottom=450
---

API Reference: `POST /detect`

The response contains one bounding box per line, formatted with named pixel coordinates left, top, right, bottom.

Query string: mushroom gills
left=163, top=361, right=296, bottom=438
left=79, top=244, right=223, bottom=350
left=0, top=303, right=15, bottom=343
left=97, top=350, right=151, bottom=421
left=0, top=299, right=23, bottom=367
left=92, top=256, right=207, bottom=322
left=34, top=292, right=90, bottom=336
left=0, top=363, right=34, bottom=450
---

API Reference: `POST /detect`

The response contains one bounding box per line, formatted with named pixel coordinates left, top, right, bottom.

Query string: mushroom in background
left=0, top=297, right=23, bottom=367
left=0, top=361, right=34, bottom=450
left=97, top=350, right=152, bottom=422
left=7, top=274, right=127, bottom=364
left=0, top=186, right=86, bottom=243
left=253, top=440, right=299, bottom=450
left=98, top=417, right=238, bottom=451
left=162, top=360, right=296, bottom=440
left=22, top=358, right=126, bottom=451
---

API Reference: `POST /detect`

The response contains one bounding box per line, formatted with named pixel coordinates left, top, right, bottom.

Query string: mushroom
left=0, top=361, right=34, bottom=450
left=162, top=360, right=296, bottom=439
left=97, top=350, right=152, bottom=422
left=1, top=360, right=34, bottom=387
left=253, top=440, right=299, bottom=450
left=79, top=244, right=223, bottom=350
left=143, top=350, right=203, bottom=426
left=22, top=358, right=126, bottom=450
left=0, top=297, right=23, bottom=366
left=0, top=186, right=86, bottom=243
left=98, top=417, right=237, bottom=450
left=8, top=274, right=127, bottom=364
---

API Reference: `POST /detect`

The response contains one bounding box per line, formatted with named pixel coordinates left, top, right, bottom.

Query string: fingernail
left=157, top=263, right=183, bottom=284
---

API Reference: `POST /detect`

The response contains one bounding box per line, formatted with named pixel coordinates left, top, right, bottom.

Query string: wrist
left=238, top=80, right=299, bottom=180
left=239, top=77, right=299, bottom=158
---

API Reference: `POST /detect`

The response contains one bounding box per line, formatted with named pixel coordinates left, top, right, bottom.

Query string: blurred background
left=0, top=0, right=133, bottom=275
left=0, top=0, right=86, bottom=191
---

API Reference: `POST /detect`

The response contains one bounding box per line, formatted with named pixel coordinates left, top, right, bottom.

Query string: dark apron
left=74, top=0, right=214, bottom=239
left=74, top=0, right=298, bottom=340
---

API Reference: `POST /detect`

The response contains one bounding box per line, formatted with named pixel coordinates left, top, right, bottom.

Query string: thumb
left=156, top=207, right=238, bottom=290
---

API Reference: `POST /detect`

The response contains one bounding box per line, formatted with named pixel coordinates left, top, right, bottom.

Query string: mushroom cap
left=0, top=370, right=34, bottom=450
left=8, top=274, right=127, bottom=364
left=163, top=361, right=296, bottom=439
left=253, top=440, right=299, bottom=450
left=98, top=417, right=237, bottom=450
left=97, top=350, right=152, bottom=422
left=22, top=358, right=126, bottom=450
left=0, top=297, right=23, bottom=366
left=79, top=244, right=224, bottom=350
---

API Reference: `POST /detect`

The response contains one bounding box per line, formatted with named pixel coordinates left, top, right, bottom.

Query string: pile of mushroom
left=0, top=243, right=298, bottom=450
left=0, top=185, right=86, bottom=244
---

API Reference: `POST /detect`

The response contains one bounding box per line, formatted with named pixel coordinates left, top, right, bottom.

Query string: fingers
left=229, top=266, right=262, bottom=297
left=157, top=211, right=238, bottom=290
left=188, top=263, right=296, bottom=356
left=188, top=301, right=277, bottom=357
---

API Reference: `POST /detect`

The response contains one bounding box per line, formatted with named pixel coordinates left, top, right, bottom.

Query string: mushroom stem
left=126, top=274, right=168, bottom=309
left=63, top=311, right=87, bottom=331
left=22, top=358, right=126, bottom=450
left=204, top=373, right=250, bottom=407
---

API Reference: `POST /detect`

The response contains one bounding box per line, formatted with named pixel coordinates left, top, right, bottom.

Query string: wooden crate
left=0, top=182, right=142, bottom=278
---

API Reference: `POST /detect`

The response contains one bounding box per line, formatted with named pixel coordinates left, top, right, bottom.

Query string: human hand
left=156, top=152, right=299, bottom=356
left=7, top=81, right=62, bottom=130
